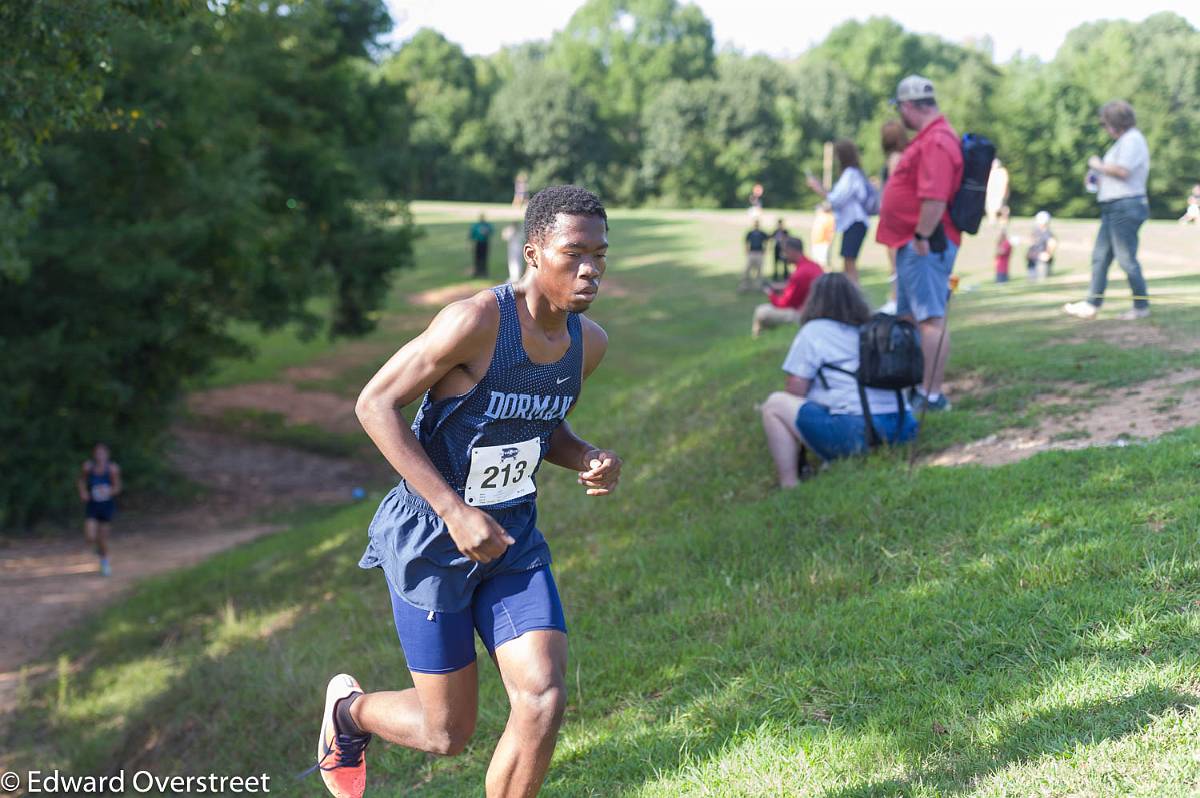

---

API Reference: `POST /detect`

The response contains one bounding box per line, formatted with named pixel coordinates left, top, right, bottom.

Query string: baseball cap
left=891, top=75, right=936, bottom=105
left=1035, top=211, right=1051, bottom=225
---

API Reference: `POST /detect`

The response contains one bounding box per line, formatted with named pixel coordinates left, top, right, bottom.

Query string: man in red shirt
left=751, top=237, right=824, bottom=337
left=875, top=75, right=963, bottom=412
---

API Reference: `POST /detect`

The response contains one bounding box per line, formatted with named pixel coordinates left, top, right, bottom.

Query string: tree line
left=3, top=0, right=1198, bottom=525
left=391, top=2, right=1200, bottom=218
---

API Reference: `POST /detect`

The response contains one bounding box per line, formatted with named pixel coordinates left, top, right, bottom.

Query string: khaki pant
left=752, top=304, right=802, bottom=337
left=739, top=251, right=765, bottom=290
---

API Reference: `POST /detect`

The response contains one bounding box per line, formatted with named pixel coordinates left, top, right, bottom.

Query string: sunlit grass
left=6, top=204, right=1200, bottom=796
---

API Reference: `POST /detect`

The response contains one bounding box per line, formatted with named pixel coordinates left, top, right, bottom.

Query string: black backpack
left=948, top=133, right=996, bottom=236
left=817, top=314, right=924, bottom=447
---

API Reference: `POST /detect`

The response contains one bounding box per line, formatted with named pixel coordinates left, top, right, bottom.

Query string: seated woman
left=760, top=273, right=918, bottom=488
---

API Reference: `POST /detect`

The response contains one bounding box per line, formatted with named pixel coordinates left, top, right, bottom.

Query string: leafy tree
left=380, top=28, right=504, bottom=199
left=489, top=56, right=611, bottom=194
left=0, top=0, right=414, bottom=526
left=639, top=78, right=724, bottom=206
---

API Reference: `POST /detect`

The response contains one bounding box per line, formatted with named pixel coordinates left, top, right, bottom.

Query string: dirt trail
left=0, top=426, right=388, bottom=722
left=929, top=368, right=1200, bottom=467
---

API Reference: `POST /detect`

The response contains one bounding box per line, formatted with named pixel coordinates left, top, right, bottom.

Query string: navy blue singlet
left=359, top=284, right=584, bottom=612
left=410, top=282, right=583, bottom=508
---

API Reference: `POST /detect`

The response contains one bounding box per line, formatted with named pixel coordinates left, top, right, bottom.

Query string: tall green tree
left=381, top=29, right=505, bottom=199
left=0, top=0, right=415, bottom=526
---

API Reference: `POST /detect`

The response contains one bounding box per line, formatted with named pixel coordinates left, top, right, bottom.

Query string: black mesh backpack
left=817, top=314, right=924, bottom=447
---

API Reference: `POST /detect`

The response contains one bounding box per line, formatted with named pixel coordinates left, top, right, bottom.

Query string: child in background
left=811, top=203, right=835, bottom=268
left=994, top=206, right=1012, bottom=283
left=1026, top=211, right=1057, bottom=281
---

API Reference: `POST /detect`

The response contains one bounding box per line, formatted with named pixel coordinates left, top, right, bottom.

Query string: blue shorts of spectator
left=840, top=221, right=868, bottom=259
left=796, top=401, right=918, bottom=461
left=896, top=240, right=958, bottom=322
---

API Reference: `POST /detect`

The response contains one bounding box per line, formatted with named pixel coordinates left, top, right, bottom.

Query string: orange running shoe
left=313, top=673, right=370, bottom=798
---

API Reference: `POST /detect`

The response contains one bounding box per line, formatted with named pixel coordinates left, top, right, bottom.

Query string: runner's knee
left=509, top=680, right=566, bottom=735
left=423, top=715, right=476, bottom=757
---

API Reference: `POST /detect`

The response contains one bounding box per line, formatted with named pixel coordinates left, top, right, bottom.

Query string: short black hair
left=524, top=185, right=608, bottom=245
left=784, top=236, right=804, bottom=254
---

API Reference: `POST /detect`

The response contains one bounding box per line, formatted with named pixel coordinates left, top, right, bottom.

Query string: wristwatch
left=914, top=231, right=928, bottom=241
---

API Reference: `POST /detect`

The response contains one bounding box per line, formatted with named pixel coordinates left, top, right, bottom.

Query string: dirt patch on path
left=189, top=382, right=361, bottom=436
left=0, top=426, right=389, bottom=726
left=1060, top=320, right=1200, bottom=353
left=929, top=369, right=1200, bottom=466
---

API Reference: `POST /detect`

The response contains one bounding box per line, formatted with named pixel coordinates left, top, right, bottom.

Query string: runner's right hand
left=444, top=504, right=516, bottom=563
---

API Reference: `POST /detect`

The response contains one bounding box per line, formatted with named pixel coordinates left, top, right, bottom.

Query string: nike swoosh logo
left=556, top=376, right=570, bottom=384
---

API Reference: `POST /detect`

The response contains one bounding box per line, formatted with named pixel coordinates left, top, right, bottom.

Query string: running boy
left=311, top=185, right=622, bottom=798
left=76, top=443, right=121, bottom=576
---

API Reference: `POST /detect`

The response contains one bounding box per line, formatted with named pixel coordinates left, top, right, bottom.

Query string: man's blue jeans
left=1089, top=196, right=1149, bottom=309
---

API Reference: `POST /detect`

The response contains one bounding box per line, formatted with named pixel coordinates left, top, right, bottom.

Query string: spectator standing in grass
left=771, top=218, right=790, bottom=281
left=985, top=159, right=1010, bottom=225
left=512, top=172, right=529, bottom=207
left=875, top=75, right=963, bottom=413
left=1064, top=100, right=1152, bottom=320
left=994, top=207, right=1013, bottom=283
left=1179, top=183, right=1200, bottom=225
left=807, top=139, right=871, bottom=284
left=1026, top=211, right=1058, bottom=281
left=751, top=237, right=824, bottom=337
left=879, top=120, right=910, bottom=312
left=811, top=203, right=835, bottom=268
left=77, top=443, right=121, bottom=577
left=740, top=219, right=770, bottom=291
left=760, top=274, right=918, bottom=487
left=503, top=222, right=525, bottom=284
left=468, top=214, right=493, bottom=278
left=748, top=182, right=764, bottom=220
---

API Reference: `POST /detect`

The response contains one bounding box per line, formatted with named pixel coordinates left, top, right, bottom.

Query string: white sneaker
left=1116, top=307, right=1150, bottom=321
left=878, top=300, right=898, bottom=316
left=1063, top=300, right=1098, bottom=319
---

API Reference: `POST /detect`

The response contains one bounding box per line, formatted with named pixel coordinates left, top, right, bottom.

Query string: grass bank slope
left=6, top=205, right=1200, bottom=797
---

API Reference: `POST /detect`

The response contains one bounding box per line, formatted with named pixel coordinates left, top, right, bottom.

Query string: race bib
left=464, top=437, right=540, bottom=507
left=90, top=484, right=111, bottom=502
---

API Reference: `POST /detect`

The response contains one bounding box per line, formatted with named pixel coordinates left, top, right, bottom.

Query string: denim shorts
left=796, top=402, right=918, bottom=461
left=389, top=565, right=566, bottom=674
left=896, top=240, right=958, bottom=322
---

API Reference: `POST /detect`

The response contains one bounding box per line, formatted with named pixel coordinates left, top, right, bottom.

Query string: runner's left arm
left=545, top=317, right=622, bottom=496
left=110, top=464, right=122, bottom=498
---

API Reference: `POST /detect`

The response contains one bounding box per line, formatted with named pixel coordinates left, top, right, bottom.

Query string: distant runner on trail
left=311, top=185, right=622, bottom=798
left=76, top=442, right=121, bottom=577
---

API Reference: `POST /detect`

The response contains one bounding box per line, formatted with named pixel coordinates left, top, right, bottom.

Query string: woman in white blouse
left=807, top=139, right=872, bottom=284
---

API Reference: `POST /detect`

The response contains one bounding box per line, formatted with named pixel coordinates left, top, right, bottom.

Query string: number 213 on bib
left=464, top=437, right=540, bottom=506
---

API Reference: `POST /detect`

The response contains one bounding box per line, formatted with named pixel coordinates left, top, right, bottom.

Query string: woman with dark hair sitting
left=760, top=273, right=918, bottom=488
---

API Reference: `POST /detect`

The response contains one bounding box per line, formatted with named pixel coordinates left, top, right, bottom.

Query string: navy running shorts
left=85, top=500, right=115, bottom=523
left=389, top=565, right=566, bottom=674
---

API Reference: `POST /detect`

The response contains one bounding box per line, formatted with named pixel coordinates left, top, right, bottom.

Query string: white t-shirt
left=1097, top=128, right=1150, bottom=202
left=826, top=168, right=870, bottom=232
left=782, top=319, right=904, bottom=415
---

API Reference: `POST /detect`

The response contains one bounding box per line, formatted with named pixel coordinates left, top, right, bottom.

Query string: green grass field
left=6, top=203, right=1200, bottom=796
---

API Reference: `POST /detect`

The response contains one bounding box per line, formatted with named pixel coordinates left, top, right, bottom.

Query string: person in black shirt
left=740, top=220, right=770, bottom=291
left=771, top=218, right=790, bottom=281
